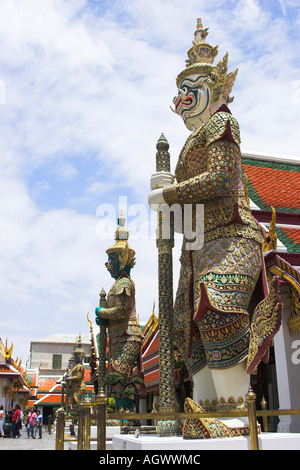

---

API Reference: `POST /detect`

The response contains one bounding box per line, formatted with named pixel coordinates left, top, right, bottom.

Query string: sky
left=0, top=0, right=299, bottom=366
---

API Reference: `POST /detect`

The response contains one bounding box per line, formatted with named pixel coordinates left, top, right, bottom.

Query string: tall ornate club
left=97, top=288, right=107, bottom=392
left=155, top=134, right=180, bottom=436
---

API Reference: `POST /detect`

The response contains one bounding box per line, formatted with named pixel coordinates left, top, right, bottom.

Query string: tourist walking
left=27, top=407, right=37, bottom=439
left=35, top=410, right=43, bottom=439
left=11, top=405, right=21, bottom=438
left=0, top=405, right=4, bottom=438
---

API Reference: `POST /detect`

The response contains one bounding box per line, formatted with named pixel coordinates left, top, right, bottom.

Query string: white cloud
left=233, top=0, right=263, bottom=29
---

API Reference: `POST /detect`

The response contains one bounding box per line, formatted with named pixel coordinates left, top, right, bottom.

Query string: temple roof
left=242, top=156, right=300, bottom=214
left=33, top=383, right=94, bottom=407
left=141, top=330, right=159, bottom=391
left=37, top=376, right=60, bottom=392
left=242, top=153, right=300, bottom=253
left=0, top=338, right=32, bottom=394
left=31, top=333, right=91, bottom=344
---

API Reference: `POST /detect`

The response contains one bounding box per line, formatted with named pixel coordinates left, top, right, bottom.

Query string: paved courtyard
left=0, top=426, right=71, bottom=451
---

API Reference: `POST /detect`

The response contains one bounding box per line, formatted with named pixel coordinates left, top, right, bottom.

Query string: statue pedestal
left=112, top=432, right=300, bottom=451
left=68, top=425, right=121, bottom=450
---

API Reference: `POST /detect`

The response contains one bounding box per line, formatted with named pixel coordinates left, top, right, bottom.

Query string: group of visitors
left=0, top=404, right=23, bottom=438
left=26, top=408, right=43, bottom=439
left=0, top=404, right=43, bottom=439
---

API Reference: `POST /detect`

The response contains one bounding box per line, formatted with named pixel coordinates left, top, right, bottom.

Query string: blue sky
left=0, top=0, right=299, bottom=365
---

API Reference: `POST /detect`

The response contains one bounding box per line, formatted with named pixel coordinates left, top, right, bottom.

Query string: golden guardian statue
left=95, top=212, right=143, bottom=382
left=66, top=336, right=86, bottom=406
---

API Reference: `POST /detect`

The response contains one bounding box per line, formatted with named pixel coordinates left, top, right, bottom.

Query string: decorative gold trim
left=289, top=287, right=300, bottom=335
left=199, top=396, right=247, bottom=412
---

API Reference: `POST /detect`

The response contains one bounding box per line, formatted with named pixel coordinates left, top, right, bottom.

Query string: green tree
left=103, top=372, right=144, bottom=413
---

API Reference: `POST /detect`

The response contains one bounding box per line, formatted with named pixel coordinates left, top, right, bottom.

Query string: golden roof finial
left=0, top=339, right=13, bottom=360
left=152, top=300, right=155, bottom=318
left=87, top=312, right=93, bottom=332
left=263, top=207, right=278, bottom=251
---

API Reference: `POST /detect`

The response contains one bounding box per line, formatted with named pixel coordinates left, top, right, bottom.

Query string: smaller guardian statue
left=66, top=336, right=87, bottom=405
left=95, top=212, right=144, bottom=382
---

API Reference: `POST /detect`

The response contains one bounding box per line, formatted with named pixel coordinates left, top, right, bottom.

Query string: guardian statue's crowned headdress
left=176, top=18, right=238, bottom=106
left=106, top=210, right=136, bottom=271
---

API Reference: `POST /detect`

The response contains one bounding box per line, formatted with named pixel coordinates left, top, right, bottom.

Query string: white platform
left=68, top=440, right=115, bottom=450
left=113, top=433, right=300, bottom=451
left=68, top=425, right=120, bottom=450
left=74, top=425, right=121, bottom=439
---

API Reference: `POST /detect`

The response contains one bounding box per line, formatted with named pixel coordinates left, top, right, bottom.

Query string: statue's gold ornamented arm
left=97, top=294, right=129, bottom=320
left=163, top=139, right=240, bottom=205
left=68, top=366, right=84, bottom=382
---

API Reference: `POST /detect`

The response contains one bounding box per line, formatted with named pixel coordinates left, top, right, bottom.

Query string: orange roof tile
left=0, top=364, right=15, bottom=373
left=83, top=368, right=91, bottom=382
left=38, top=377, right=59, bottom=391
left=243, top=164, right=300, bottom=212
left=242, top=157, right=300, bottom=254
left=27, top=399, right=37, bottom=408
left=34, top=394, right=64, bottom=406
left=242, top=156, right=300, bottom=209
left=143, top=334, right=159, bottom=357
left=281, top=228, right=300, bottom=245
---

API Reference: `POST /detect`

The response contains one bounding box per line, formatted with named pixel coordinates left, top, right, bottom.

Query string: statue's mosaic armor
left=99, top=272, right=143, bottom=380
left=164, top=106, right=266, bottom=375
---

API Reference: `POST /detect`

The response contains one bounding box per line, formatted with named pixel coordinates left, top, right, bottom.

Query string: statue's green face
left=105, top=253, right=121, bottom=279
left=172, top=74, right=211, bottom=130
left=73, top=352, right=81, bottom=364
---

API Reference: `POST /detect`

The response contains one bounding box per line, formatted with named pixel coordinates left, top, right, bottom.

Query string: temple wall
left=274, top=285, right=300, bottom=432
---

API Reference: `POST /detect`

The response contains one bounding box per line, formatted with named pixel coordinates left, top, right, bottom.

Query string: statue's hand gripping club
left=148, top=171, right=175, bottom=210
left=95, top=307, right=108, bottom=327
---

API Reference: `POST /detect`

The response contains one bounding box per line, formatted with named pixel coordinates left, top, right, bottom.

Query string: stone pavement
left=0, top=426, right=70, bottom=451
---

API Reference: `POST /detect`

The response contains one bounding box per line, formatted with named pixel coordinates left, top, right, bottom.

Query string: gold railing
left=55, top=387, right=300, bottom=451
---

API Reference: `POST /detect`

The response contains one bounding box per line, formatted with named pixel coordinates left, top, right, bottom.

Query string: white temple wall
left=274, top=285, right=300, bottom=432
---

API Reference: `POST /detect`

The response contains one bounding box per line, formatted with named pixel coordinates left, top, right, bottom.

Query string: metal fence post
left=246, top=385, right=259, bottom=450
left=84, top=401, right=91, bottom=450
left=96, top=387, right=106, bottom=450
left=77, top=401, right=85, bottom=450
left=55, top=408, right=65, bottom=450
left=261, top=396, right=269, bottom=432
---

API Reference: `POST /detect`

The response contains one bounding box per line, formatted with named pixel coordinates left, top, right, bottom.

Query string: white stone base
left=112, top=433, right=300, bottom=451
left=68, top=440, right=115, bottom=450
left=68, top=425, right=120, bottom=450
